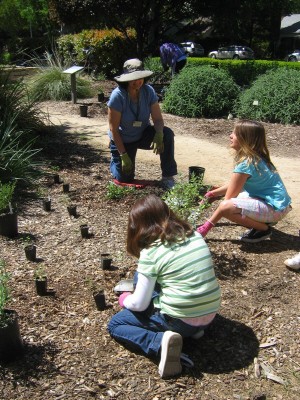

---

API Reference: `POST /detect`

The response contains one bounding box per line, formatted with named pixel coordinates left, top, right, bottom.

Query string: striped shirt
left=137, top=232, right=221, bottom=318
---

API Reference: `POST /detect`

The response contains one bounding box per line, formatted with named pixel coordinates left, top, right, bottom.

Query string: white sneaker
left=158, top=331, right=182, bottom=378
left=284, top=253, right=300, bottom=270
left=161, top=176, right=175, bottom=190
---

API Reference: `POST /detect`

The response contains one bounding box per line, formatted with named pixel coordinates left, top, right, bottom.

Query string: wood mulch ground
left=0, top=81, right=299, bottom=400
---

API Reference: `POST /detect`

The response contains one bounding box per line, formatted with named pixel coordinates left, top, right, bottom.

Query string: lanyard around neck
left=128, top=93, right=140, bottom=120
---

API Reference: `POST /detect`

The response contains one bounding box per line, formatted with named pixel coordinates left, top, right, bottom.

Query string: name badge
left=133, top=121, right=142, bottom=127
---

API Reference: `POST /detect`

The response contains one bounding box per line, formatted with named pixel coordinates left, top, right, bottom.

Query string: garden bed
left=0, top=84, right=299, bottom=399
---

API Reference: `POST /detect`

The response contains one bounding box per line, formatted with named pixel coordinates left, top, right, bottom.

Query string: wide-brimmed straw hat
left=114, top=59, right=153, bottom=82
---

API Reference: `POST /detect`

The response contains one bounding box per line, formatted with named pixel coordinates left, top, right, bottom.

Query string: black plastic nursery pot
left=80, top=224, right=89, bottom=238
left=0, top=212, right=18, bottom=238
left=0, top=310, right=24, bottom=364
left=100, top=253, right=112, bottom=270
left=35, top=278, right=47, bottom=296
left=98, top=93, right=104, bottom=102
left=62, top=183, right=70, bottom=193
left=42, top=198, right=51, bottom=212
left=67, top=205, right=77, bottom=217
left=188, top=166, right=205, bottom=182
left=79, top=105, right=88, bottom=117
left=53, top=174, right=60, bottom=184
left=93, top=290, right=106, bottom=311
left=24, top=245, right=36, bottom=261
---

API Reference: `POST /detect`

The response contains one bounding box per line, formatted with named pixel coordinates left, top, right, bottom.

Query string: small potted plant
left=80, top=223, right=90, bottom=238
left=60, top=194, right=77, bottom=217
left=34, top=265, right=47, bottom=296
left=97, top=88, right=105, bottom=102
left=22, top=235, right=37, bottom=262
left=0, top=182, right=18, bottom=238
left=42, top=196, right=51, bottom=212
left=87, top=280, right=106, bottom=311
left=100, top=253, right=112, bottom=270
left=0, top=259, right=23, bottom=363
left=50, top=165, right=61, bottom=184
left=62, top=183, right=70, bottom=193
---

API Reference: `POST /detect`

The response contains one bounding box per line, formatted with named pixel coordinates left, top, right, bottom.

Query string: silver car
left=286, top=50, right=300, bottom=62
left=209, top=45, right=254, bottom=60
left=180, top=42, right=204, bottom=57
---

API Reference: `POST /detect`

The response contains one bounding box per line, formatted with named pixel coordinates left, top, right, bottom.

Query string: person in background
left=107, top=58, right=177, bottom=189
left=197, top=120, right=292, bottom=243
left=107, top=194, right=221, bottom=378
left=159, top=43, right=187, bottom=76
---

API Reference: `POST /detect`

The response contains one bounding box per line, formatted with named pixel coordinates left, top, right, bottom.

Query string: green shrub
left=0, top=67, right=43, bottom=182
left=0, top=118, right=41, bottom=183
left=153, top=57, right=300, bottom=87
left=57, top=28, right=136, bottom=78
left=29, top=68, right=92, bottom=101
left=27, top=50, right=93, bottom=101
left=235, top=68, right=300, bottom=125
left=144, top=57, right=171, bottom=84
left=0, top=67, right=46, bottom=136
left=162, top=66, right=239, bottom=118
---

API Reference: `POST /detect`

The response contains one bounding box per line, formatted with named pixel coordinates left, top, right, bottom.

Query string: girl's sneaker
left=240, top=226, right=272, bottom=243
left=284, top=253, right=300, bottom=270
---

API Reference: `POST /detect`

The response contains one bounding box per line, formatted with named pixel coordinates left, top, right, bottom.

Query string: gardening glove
left=151, top=132, right=164, bottom=155
left=120, top=153, right=133, bottom=175
left=199, top=189, right=221, bottom=206
left=118, top=292, right=132, bottom=308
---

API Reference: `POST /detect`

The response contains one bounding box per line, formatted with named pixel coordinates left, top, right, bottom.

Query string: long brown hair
left=127, top=194, right=193, bottom=258
left=234, top=120, right=275, bottom=170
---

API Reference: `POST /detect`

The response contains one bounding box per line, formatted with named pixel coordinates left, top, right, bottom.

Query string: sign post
left=63, top=66, right=84, bottom=104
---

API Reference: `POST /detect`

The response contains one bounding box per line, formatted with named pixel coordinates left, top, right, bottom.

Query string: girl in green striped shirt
left=108, top=194, right=221, bottom=378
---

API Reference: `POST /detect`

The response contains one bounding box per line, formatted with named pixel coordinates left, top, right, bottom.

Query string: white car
left=286, top=50, right=300, bottom=61
left=180, top=42, right=204, bottom=57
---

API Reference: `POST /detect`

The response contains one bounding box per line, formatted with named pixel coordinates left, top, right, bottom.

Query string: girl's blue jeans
left=108, top=272, right=208, bottom=357
left=109, top=125, right=177, bottom=182
left=107, top=308, right=206, bottom=357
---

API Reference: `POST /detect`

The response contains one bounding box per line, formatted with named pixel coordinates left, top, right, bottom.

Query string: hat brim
left=114, top=70, right=153, bottom=82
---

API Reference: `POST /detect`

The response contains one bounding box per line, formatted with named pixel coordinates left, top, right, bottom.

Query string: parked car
left=208, top=45, right=254, bottom=60
left=285, top=50, right=300, bottom=61
left=180, top=42, right=204, bottom=57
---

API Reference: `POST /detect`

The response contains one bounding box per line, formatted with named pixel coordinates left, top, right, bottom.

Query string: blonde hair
left=234, top=120, right=275, bottom=169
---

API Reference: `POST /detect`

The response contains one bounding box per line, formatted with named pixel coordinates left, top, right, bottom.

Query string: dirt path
left=44, top=106, right=300, bottom=225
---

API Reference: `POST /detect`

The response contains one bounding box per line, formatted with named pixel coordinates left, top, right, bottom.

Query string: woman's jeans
left=109, top=125, right=177, bottom=182
left=107, top=308, right=206, bottom=357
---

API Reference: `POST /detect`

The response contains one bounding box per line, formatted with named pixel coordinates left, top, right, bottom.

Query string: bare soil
left=1, top=81, right=299, bottom=400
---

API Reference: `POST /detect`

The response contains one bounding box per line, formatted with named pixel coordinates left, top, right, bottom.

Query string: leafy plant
left=0, top=259, right=11, bottom=327
left=162, top=65, right=239, bottom=118
left=0, top=68, right=44, bottom=183
left=21, top=235, right=34, bottom=248
left=0, top=118, right=41, bottom=183
left=106, top=182, right=135, bottom=200
left=235, top=68, right=300, bottom=124
left=0, top=67, right=46, bottom=136
left=34, top=265, right=47, bottom=280
left=84, top=277, right=100, bottom=294
left=49, top=165, right=60, bottom=172
left=0, top=182, right=16, bottom=213
left=162, top=175, right=211, bottom=227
